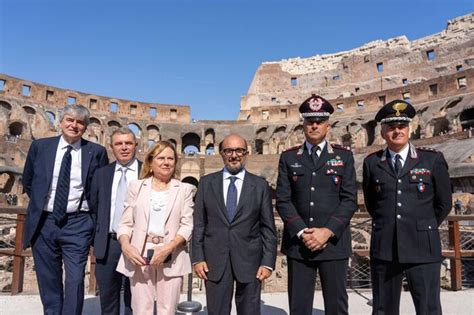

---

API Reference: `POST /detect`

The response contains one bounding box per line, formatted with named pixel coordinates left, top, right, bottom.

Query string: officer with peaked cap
left=362, top=100, right=452, bottom=314
left=276, top=95, right=357, bottom=315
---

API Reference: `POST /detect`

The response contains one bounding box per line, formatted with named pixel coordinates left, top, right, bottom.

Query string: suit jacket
left=22, top=136, right=108, bottom=248
left=191, top=170, right=277, bottom=283
left=116, top=178, right=195, bottom=278
left=276, top=142, right=357, bottom=261
left=362, top=143, right=452, bottom=263
left=90, top=160, right=142, bottom=260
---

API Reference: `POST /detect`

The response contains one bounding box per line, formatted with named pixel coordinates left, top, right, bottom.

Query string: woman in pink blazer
left=116, top=141, right=195, bottom=315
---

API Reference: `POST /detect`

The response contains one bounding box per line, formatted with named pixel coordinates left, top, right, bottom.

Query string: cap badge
left=392, top=102, right=407, bottom=117
left=309, top=97, right=324, bottom=111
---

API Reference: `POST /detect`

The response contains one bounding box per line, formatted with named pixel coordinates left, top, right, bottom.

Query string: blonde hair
left=140, top=141, right=179, bottom=179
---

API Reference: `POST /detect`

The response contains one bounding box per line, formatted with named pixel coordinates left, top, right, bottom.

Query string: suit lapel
left=163, top=179, right=179, bottom=224
left=232, top=173, right=255, bottom=221
left=104, top=163, right=116, bottom=224
left=45, top=137, right=61, bottom=186
left=377, top=148, right=396, bottom=179
left=141, top=178, right=153, bottom=223
left=296, top=144, right=314, bottom=170
left=210, top=172, right=229, bottom=223
left=81, top=139, right=93, bottom=186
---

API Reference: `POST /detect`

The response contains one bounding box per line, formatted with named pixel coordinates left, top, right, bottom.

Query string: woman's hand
left=150, top=243, right=173, bottom=266
left=121, top=242, right=146, bottom=266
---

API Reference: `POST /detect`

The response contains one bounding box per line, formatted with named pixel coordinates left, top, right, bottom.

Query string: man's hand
left=301, top=227, right=334, bottom=251
left=121, top=243, right=146, bottom=266
left=194, top=261, right=209, bottom=280
left=256, top=267, right=272, bottom=281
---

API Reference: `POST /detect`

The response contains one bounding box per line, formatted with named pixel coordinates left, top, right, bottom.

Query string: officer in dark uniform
left=276, top=95, right=357, bottom=315
left=362, top=100, right=452, bottom=315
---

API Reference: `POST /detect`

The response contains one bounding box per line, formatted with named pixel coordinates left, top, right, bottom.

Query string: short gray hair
left=110, top=126, right=137, bottom=143
left=59, top=104, right=90, bottom=126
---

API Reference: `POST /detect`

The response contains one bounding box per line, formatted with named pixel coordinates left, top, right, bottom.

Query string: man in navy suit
left=90, top=127, right=141, bottom=315
left=22, top=104, right=108, bottom=315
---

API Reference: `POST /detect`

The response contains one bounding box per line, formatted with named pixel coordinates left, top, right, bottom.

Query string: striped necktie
left=52, top=145, right=73, bottom=225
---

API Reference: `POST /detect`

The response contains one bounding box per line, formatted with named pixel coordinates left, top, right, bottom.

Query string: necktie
left=112, top=167, right=128, bottom=232
left=52, top=145, right=73, bottom=225
left=311, top=146, right=320, bottom=166
left=226, top=176, right=238, bottom=221
left=394, top=154, right=402, bottom=176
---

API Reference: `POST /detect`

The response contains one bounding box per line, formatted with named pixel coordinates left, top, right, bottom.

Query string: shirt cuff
left=262, top=265, right=273, bottom=271
left=297, top=228, right=305, bottom=238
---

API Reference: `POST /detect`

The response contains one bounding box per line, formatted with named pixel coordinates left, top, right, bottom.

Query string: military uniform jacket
left=362, top=143, right=452, bottom=263
left=276, top=142, right=357, bottom=261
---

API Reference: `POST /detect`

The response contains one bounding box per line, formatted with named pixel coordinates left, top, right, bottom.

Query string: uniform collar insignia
left=409, top=142, right=418, bottom=159
left=290, top=162, right=302, bottom=168
left=327, top=142, right=334, bottom=154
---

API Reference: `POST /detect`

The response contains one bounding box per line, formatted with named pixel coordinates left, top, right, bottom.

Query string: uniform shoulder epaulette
left=417, top=146, right=439, bottom=153
left=283, top=145, right=302, bottom=152
left=331, top=143, right=351, bottom=151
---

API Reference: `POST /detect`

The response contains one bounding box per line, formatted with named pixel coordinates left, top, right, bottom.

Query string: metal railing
left=0, top=207, right=473, bottom=295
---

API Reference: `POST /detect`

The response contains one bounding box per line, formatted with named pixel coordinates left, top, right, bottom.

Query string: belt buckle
left=152, top=236, right=160, bottom=244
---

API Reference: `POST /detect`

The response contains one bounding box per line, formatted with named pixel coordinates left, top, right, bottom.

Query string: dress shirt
left=45, top=136, right=88, bottom=213
left=109, top=159, right=139, bottom=232
left=305, top=140, right=327, bottom=157
left=223, top=167, right=246, bottom=206
left=388, top=143, right=409, bottom=169
left=148, top=190, right=170, bottom=237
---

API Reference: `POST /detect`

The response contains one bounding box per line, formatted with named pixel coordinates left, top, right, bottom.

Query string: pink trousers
left=129, top=245, right=183, bottom=315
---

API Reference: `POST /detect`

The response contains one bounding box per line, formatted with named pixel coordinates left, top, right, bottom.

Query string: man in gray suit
left=192, top=134, right=277, bottom=315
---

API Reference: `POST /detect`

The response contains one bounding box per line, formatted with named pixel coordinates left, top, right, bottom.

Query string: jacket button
left=309, top=217, right=314, bottom=222
left=293, top=172, right=296, bottom=175
left=428, top=226, right=432, bottom=229
left=310, top=202, right=314, bottom=206
left=398, top=179, right=402, bottom=183
left=397, top=190, right=402, bottom=195
left=397, top=214, right=402, bottom=219
left=311, top=187, right=315, bottom=191
left=312, top=172, right=316, bottom=176
left=397, top=202, right=402, bottom=207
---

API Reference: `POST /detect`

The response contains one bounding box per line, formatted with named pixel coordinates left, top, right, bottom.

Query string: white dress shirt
left=109, top=159, right=139, bottom=232
left=223, top=167, right=246, bottom=206
left=388, top=144, right=409, bottom=169
left=45, top=136, right=88, bottom=213
left=305, top=140, right=327, bottom=157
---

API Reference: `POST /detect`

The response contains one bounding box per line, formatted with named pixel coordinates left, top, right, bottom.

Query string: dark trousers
left=96, top=236, right=132, bottom=315
left=205, top=257, right=261, bottom=315
left=31, top=212, right=94, bottom=315
left=371, top=258, right=441, bottom=315
left=288, top=258, right=349, bottom=315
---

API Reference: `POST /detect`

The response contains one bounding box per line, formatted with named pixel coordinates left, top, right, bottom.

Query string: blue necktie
left=112, top=167, right=128, bottom=232
left=52, top=145, right=73, bottom=225
left=226, top=176, right=238, bottom=221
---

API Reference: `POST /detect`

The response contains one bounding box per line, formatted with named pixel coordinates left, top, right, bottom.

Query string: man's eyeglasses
left=221, top=148, right=247, bottom=157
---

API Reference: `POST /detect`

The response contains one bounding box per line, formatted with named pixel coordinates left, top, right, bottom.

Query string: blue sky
left=0, top=0, right=472, bottom=120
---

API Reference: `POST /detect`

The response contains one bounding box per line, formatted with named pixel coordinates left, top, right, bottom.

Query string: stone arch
left=255, top=139, right=264, bottom=154
left=128, top=123, right=142, bottom=138
left=107, top=120, right=122, bottom=133
left=0, top=172, right=15, bottom=194
left=180, top=161, right=200, bottom=183
left=341, top=133, right=352, bottom=148
left=441, top=97, right=462, bottom=112
left=182, top=132, right=200, bottom=154
left=0, top=100, right=12, bottom=112
left=45, top=111, right=56, bottom=127
left=204, top=128, right=215, bottom=145
left=9, top=121, right=24, bottom=136
left=88, top=117, right=103, bottom=143
left=429, top=117, right=450, bottom=136
left=362, top=120, right=377, bottom=146
left=182, top=176, right=199, bottom=187
left=205, top=143, right=215, bottom=155
left=255, top=127, right=268, bottom=154
left=288, top=125, right=304, bottom=147
left=23, top=105, right=36, bottom=115
left=147, top=125, right=160, bottom=141
left=271, top=126, right=287, bottom=154
left=459, top=107, right=474, bottom=130
left=167, top=138, right=177, bottom=148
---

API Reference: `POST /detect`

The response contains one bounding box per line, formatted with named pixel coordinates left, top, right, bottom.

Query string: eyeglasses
left=221, top=148, right=247, bottom=157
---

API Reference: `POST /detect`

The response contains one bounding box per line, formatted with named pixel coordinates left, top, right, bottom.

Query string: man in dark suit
left=363, top=100, right=452, bottom=315
left=276, top=95, right=357, bottom=315
left=22, top=104, right=108, bottom=315
left=192, top=134, right=277, bottom=315
left=90, top=127, right=141, bottom=315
